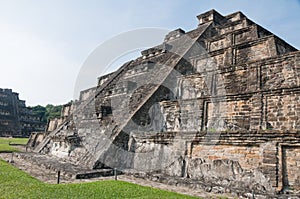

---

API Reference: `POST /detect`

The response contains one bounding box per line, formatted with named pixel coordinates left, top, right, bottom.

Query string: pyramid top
left=197, top=9, right=247, bottom=25
left=196, top=9, right=225, bottom=25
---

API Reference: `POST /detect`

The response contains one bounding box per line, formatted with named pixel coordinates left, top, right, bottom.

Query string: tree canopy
left=29, top=104, right=62, bottom=123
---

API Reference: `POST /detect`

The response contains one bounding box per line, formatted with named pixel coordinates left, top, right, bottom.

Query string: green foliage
left=29, top=105, right=47, bottom=122
left=29, top=104, right=63, bottom=123
left=0, top=159, right=199, bottom=199
left=45, top=104, right=62, bottom=121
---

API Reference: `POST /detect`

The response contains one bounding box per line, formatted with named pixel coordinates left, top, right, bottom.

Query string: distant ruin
left=0, top=88, right=45, bottom=137
left=27, top=10, right=300, bottom=196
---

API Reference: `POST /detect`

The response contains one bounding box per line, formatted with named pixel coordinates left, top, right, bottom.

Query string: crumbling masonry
left=0, top=88, right=45, bottom=137
left=29, top=10, right=300, bottom=196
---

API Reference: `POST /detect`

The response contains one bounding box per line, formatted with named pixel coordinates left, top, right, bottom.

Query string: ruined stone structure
left=28, top=102, right=74, bottom=149
left=46, top=102, right=74, bottom=132
left=0, top=88, right=45, bottom=137
left=31, top=10, right=300, bottom=196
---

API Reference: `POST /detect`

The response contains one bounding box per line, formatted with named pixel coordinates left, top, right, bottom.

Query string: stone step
left=15, top=152, right=116, bottom=180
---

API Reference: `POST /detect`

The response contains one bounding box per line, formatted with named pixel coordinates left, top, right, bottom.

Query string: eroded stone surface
left=0, top=88, right=45, bottom=137
left=26, top=9, right=300, bottom=197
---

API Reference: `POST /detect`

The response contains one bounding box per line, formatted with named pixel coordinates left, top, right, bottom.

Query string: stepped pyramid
left=29, top=10, right=300, bottom=195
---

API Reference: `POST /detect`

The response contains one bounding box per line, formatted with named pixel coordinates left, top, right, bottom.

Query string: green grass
left=0, top=137, right=28, bottom=152
left=0, top=160, right=199, bottom=199
left=0, top=137, right=199, bottom=198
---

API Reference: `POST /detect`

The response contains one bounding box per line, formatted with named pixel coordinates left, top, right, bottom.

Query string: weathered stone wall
left=281, top=145, right=300, bottom=190
left=0, top=88, right=45, bottom=137
left=33, top=9, right=300, bottom=196
left=79, top=87, right=97, bottom=102
left=191, top=144, right=262, bottom=169
left=46, top=103, right=73, bottom=132
left=46, top=118, right=64, bottom=132
left=27, top=132, right=47, bottom=149
left=128, top=130, right=300, bottom=195
left=61, top=103, right=73, bottom=117
left=191, top=141, right=278, bottom=188
left=129, top=131, right=284, bottom=194
left=177, top=52, right=300, bottom=132
left=266, top=94, right=300, bottom=130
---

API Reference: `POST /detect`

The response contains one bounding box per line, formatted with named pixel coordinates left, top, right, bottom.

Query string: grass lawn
left=0, top=137, right=200, bottom=199
left=0, top=160, right=199, bottom=199
left=0, top=137, right=28, bottom=152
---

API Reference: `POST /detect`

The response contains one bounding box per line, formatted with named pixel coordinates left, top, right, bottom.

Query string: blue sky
left=0, top=0, right=299, bottom=105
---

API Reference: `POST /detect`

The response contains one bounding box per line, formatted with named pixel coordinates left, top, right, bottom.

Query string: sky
left=0, top=0, right=299, bottom=106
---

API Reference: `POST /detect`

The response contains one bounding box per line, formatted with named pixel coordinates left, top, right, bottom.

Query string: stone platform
left=0, top=152, right=232, bottom=198
left=1, top=151, right=299, bottom=198
left=14, top=152, right=114, bottom=180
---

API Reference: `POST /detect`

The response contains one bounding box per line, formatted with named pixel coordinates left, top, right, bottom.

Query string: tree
left=30, top=104, right=62, bottom=123
left=45, top=104, right=62, bottom=121
left=29, top=105, right=47, bottom=122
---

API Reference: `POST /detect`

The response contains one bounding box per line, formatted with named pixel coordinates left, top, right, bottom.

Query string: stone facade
left=27, top=102, right=74, bottom=150
left=46, top=102, right=73, bottom=132
left=0, top=88, right=45, bottom=137
left=32, top=10, right=300, bottom=196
